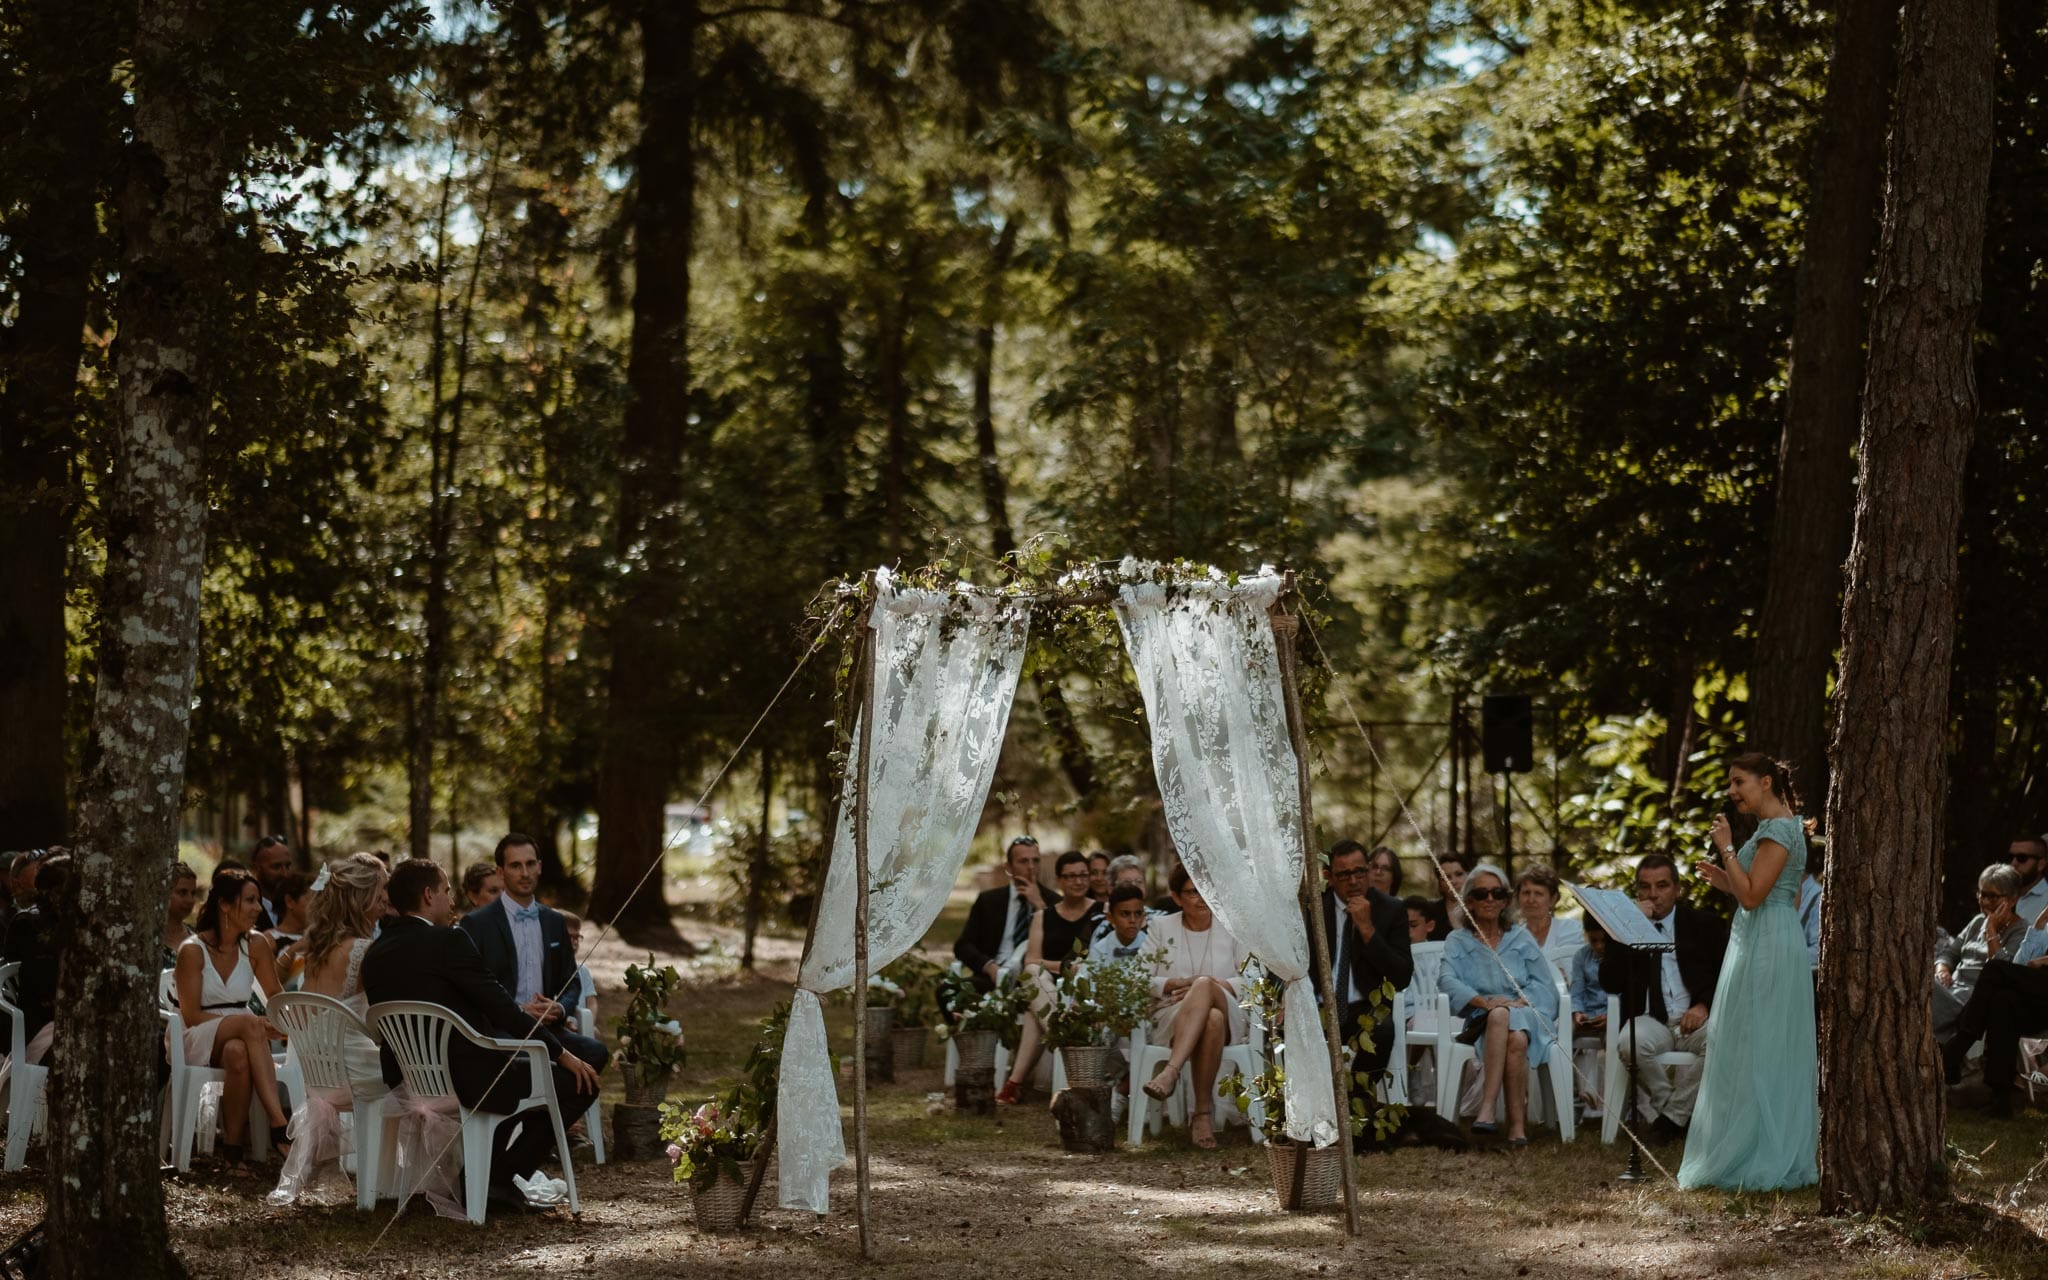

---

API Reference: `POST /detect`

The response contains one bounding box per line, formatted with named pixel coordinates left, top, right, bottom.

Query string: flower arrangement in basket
left=875, top=953, right=944, bottom=1026
left=661, top=1005, right=786, bottom=1228
left=614, top=958, right=687, bottom=1104
left=1040, top=947, right=1155, bottom=1050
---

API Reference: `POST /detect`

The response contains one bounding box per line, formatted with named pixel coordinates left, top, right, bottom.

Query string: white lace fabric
left=777, top=568, right=1032, bottom=1213
left=1112, top=565, right=1340, bottom=1147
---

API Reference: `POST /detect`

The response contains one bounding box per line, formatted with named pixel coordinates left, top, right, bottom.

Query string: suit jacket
left=954, top=884, right=1031, bottom=990
left=1599, top=901, right=1728, bottom=1021
left=1311, top=887, right=1414, bottom=1044
left=361, top=915, right=567, bottom=1112
left=456, top=895, right=583, bottom=1017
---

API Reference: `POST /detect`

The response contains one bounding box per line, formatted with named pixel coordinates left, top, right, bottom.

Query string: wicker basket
left=620, top=1061, right=674, bottom=1108
left=891, top=1025, right=928, bottom=1072
left=953, top=1028, right=999, bottom=1074
left=1057, top=1044, right=1119, bottom=1091
left=690, top=1160, right=758, bottom=1234
left=1265, top=1140, right=1344, bottom=1211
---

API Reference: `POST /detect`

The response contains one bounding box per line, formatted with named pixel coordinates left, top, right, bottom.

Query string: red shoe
left=994, top=1080, right=1022, bottom=1105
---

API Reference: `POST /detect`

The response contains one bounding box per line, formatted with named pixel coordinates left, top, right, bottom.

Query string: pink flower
left=665, top=1143, right=682, bottom=1164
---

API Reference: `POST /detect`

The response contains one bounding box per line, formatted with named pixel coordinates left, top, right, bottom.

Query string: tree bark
left=409, top=166, right=457, bottom=862
left=48, top=3, right=227, bottom=1275
left=591, top=0, right=698, bottom=937
left=1819, top=0, right=1995, bottom=1215
left=1750, top=0, right=1899, bottom=811
left=0, top=0, right=116, bottom=847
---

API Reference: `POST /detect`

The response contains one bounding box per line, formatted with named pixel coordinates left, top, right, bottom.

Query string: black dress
left=1038, top=901, right=1105, bottom=968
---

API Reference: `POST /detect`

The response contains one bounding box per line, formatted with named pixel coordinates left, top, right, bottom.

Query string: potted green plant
left=1041, top=951, right=1153, bottom=1090
left=878, top=954, right=942, bottom=1071
left=936, top=964, right=1031, bottom=1073
left=613, top=958, right=687, bottom=1106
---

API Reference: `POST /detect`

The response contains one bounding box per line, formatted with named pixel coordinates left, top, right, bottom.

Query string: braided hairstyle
left=1729, top=751, right=1803, bottom=816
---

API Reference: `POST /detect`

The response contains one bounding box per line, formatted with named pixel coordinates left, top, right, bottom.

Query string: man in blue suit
left=457, top=834, right=611, bottom=1075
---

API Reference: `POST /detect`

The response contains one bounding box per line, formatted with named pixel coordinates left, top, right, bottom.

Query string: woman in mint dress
left=1678, top=752, right=1818, bottom=1190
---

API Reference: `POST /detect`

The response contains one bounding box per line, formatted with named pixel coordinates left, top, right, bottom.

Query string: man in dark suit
left=1313, top=841, right=1418, bottom=1148
left=250, top=834, right=294, bottom=932
left=1599, top=853, right=1729, bottom=1142
left=949, top=836, right=1043, bottom=1010
left=456, top=834, right=610, bottom=1074
left=363, top=858, right=600, bottom=1204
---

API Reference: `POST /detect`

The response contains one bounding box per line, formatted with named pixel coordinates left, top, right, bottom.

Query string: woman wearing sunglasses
left=1437, top=861, right=1560, bottom=1144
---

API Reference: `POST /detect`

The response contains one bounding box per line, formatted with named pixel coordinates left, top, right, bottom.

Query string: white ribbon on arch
left=776, top=567, right=1032, bottom=1213
left=1112, top=564, right=1340, bottom=1148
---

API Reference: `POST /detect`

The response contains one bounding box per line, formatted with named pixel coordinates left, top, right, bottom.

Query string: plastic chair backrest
left=158, top=968, right=177, bottom=1009
left=1407, top=940, right=1444, bottom=1002
left=366, top=1001, right=462, bottom=1102
left=267, top=992, right=370, bottom=1093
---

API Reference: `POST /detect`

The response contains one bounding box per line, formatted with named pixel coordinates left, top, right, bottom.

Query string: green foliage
left=658, top=1002, right=786, bottom=1189
left=1039, top=949, right=1156, bottom=1049
left=1220, top=967, right=1404, bottom=1141
left=613, top=958, right=688, bottom=1072
left=874, top=954, right=946, bottom=1028
left=936, top=965, right=1035, bottom=1049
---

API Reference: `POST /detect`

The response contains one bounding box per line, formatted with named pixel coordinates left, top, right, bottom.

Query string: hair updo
left=1728, top=751, right=1802, bottom=816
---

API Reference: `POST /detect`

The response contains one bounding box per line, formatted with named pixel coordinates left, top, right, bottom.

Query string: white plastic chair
left=1402, top=941, right=1452, bottom=1108
left=573, top=964, right=606, bottom=1166
left=0, top=963, right=48, bottom=1170
left=266, top=992, right=394, bottom=1209
left=161, top=1005, right=272, bottom=1169
left=367, top=999, right=581, bottom=1225
left=1376, top=985, right=1411, bottom=1106
left=1600, top=993, right=1700, bottom=1144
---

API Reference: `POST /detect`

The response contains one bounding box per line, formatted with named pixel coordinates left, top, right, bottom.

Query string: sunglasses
left=1008, top=837, right=1039, bottom=849
left=1466, top=887, right=1510, bottom=902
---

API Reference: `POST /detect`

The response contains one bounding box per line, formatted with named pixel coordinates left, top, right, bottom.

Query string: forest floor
left=4, top=912, right=2047, bottom=1279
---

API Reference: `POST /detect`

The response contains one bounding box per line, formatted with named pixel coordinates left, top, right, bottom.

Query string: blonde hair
left=303, top=852, right=386, bottom=967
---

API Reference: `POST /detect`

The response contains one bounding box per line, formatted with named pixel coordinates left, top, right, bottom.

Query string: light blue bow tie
left=514, top=904, right=541, bottom=923
left=1113, top=944, right=1141, bottom=957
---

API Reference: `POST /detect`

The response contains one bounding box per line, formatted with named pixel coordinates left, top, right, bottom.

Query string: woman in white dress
left=271, top=852, right=389, bottom=1202
left=1515, top=864, right=1583, bottom=974
left=174, top=867, right=289, bottom=1168
left=1141, top=866, right=1249, bottom=1149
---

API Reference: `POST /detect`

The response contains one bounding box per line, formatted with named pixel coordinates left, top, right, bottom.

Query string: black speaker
left=1482, top=694, right=1534, bottom=774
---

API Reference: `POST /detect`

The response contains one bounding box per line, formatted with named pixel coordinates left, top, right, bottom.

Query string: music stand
left=1568, top=882, right=1673, bottom=1183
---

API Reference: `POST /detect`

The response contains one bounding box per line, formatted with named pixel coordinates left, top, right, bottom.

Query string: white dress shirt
left=1650, top=911, right=1692, bottom=1020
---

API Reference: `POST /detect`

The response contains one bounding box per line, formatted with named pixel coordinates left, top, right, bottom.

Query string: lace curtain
left=777, top=568, right=1031, bottom=1213
left=1113, top=566, right=1340, bottom=1147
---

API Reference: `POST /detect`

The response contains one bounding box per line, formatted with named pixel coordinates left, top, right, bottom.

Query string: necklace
left=1186, top=920, right=1215, bottom=976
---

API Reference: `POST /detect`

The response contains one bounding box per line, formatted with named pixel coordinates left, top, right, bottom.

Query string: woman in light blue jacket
left=1439, top=861, right=1560, bottom=1144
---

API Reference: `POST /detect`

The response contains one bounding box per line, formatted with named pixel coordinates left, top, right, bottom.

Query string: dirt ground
left=4, top=916, right=2046, bottom=1279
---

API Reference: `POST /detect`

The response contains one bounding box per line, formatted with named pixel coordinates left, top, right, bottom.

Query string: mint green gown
left=1677, top=814, right=1818, bottom=1190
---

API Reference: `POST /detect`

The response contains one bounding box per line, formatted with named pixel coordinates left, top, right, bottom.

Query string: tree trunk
left=877, top=277, right=914, bottom=560
left=1819, top=0, right=1994, bottom=1214
left=1750, top=0, right=1899, bottom=813
left=0, top=0, right=115, bottom=847
left=48, top=4, right=227, bottom=1275
left=591, top=0, right=698, bottom=938
left=409, top=166, right=457, bottom=862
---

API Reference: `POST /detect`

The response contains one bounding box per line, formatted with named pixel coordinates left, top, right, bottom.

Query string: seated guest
left=1516, top=864, right=1583, bottom=968
left=1086, top=851, right=1113, bottom=902
left=173, top=867, right=291, bottom=1168
left=1088, top=884, right=1152, bottom=964
left=1569, top=919, right=1609, bottom=1115
left=1599, top=853, right=1727, bottom=1143
left=1944, top=917, right=2048, bottom=1114
left=1404, top=895, right=1438, bottom=945
left=250, top=834, right=294, bottom=932
left=271, top=852, right=390, bottom=1203
left=2, top=855, right=71, bottom=1066
left=1319, top=841, right=1414, bottom=1134
left=1433, top=851, right=1473, bottom=935
left=1092, top=855, right=1160, bottom=943
left=1140, top=866, right=1249, bottom=1149
left=462, top=860, right=504, bottom=914
left=364, top=858, right=600, bottom=1205
left=559, top=909, right=584, bottom=954
left=1365, top=845, right=1404, bottom=898
left=456, top=834, right=608, bottom=1064
left=950, top=836, right=1043, bottom=1004
left=2011, top=835, right=2048, bottom=928
left=996, top=852, right=1104, bottom=1104
left=4, top=850, right=42, bottom=926
left=1798, top=867, right=1823, bottom=968
left=267, top=871, right=313, bottom=984
left=1933, top=863, right=2027, bottom=1042
left=1438, top=862, right=1559, bottom=1143
left=163, top=860, right=199, bottom=969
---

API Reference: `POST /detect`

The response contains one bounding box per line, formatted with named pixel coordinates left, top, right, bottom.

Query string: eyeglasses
left=1466, top=887, right=1510, bottom=902
left=1057, top=870, right=1089, bottom=881
left=1979, top=891, right=2011, bottom=903
left=2010, top=853, right=2042, bottom=865
left=1331, top=867, right=1370, bottom=879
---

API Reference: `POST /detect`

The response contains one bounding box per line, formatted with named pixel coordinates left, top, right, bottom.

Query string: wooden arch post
left=850, top=582, right=880, bottom=1259
left=1270, top=573, right=1362, bottom=1237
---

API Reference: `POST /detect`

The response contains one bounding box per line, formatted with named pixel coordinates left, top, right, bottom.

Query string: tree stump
left=612, top=1103, right=667, bottom=1162
left=1050, top=1087, right=1115, bottom=1152
left=955, top=1066, right=994, bottom=1115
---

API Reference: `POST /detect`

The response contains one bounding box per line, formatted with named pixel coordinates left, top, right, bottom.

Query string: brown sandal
left=1143, top=1064, right=1180, bottom=1101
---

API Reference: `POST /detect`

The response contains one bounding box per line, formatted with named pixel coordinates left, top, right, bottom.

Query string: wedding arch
left=750, top=561, right=1363, bottom=1254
